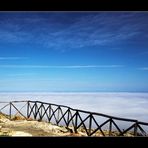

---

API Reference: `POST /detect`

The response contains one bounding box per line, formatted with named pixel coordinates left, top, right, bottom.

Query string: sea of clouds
left=0, top=92, right=148, bottom=123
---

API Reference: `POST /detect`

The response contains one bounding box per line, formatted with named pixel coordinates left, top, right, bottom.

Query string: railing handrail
left=1, top=100, right=148, bottom=136
left=1, top=100, right=147, bottom=124
left=28, top=100, right=144, bottom=123
left=0, top=100, right=29, bottom=103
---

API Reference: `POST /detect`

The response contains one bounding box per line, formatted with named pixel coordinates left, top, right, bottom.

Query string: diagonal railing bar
left=11, top=103, right=27, bottom=119
left=50, top=106, right=59, bottom=120
left=119, top=124, right=135, bottom=136
left=0, top=103, right=10, bottom=120
left=49, top=106, right=59, bottom=124
left=92, top=116, right=106, bottom=136
left=27, top=102, right=33, bottom=118
left=39, top=103, right=45, bottom=119
left=91, top=115, right=105, bottom=136
left=137, top=121, right=148, bottom=136
left=66, top=108, right=70, bottom=127
left=90, top=118, right=111, bottom=136
left=40, top=104, right=50, bottom=121
left=76, top=114, right=90, bottom=129
left=14, top=102, right=28, bottom=117
left=137, top=124, right=147, bottom=136
left=28, top=102, right=36, bottom=118
left=57, top=106, right=60, bottom=124
left=32, top=102, right=37, bottom=119
left=76, top=113, right=90, bottom=135
left=66, top=108, right=74, bottom=127
left=76, top=114, right=90, bottom=131
left=48, top=106, right=54, bottom=120
left=0, top=103, right=10, bottom=112
left=67, top=111, right=77, bottom=126
left=57, top=108, right=69, bottom=126
left=70, top=111, right=76, bottom=127
left=112, top=119, right=123, bottom=135
left=34, top=103, right=43, bottom=120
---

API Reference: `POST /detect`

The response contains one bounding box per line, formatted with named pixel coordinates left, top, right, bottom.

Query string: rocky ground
left=0, top=113, right=75, bottom=136
left=0, top=113, right=135, bottom=137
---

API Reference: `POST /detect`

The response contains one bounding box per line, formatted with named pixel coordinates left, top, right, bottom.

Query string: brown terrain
left=0, top=113, right=134, bottom=137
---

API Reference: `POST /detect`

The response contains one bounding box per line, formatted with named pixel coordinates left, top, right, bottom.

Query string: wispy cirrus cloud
left=0, top=12, right=148, bottom=51
left=0, top=64, right=124, bottom=69
left=6, top=73, right=37, bottom=76
left=0, top=78, right=65, bottom=81
left=140, top=51, right=148, bottom=55
left=138, top=67, right=148, bottom=70
left=0, top=57, right=28, bottom=60
left=41, top=12, right=148, bottom=50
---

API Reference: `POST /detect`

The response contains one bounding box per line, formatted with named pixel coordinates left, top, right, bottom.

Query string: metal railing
left=0, top=100, right=148, bottom=136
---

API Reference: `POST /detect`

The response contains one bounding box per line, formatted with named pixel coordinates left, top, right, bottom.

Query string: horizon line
left=0, top=90, right=147, bottom=93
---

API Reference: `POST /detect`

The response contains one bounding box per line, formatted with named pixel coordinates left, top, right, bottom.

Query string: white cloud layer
left=0, top=92, right=148, bottom=123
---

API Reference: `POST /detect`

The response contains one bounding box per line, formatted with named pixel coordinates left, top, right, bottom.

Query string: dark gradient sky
left=0, top=12, right=148, bottom=92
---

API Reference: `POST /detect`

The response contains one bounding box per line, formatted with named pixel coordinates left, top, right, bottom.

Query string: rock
left=1, top=128, right=11, bottom=133
left=0, top=118, right=10, bottom=123
left=0, top=128, right=12, bottom=136
left=11, top=131, right=32, bottom=136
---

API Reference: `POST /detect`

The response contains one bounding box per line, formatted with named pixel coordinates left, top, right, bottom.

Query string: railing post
left=67, top=108, right=70, bottom=127
left=34, top=102, right=37, bottom=119
left=57, top=106, right=60, bottom=125
left=9, top=102, right=12, bottom=120
left=74, top=110, right=78, bottom=133
left=88, top=114, right=92, bottom=136
left=27, top=101, right=30, bottom=119
left=109, top=118, right=112, bottom=136
left=40, top=103, right=43, bottom=120
left=134, top=121, right=138, bottom=136
left=48, top=104, right=51, bottom=122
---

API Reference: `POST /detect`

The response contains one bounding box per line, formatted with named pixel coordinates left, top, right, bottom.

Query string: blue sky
left=0, top=11, right=148, bottom=92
